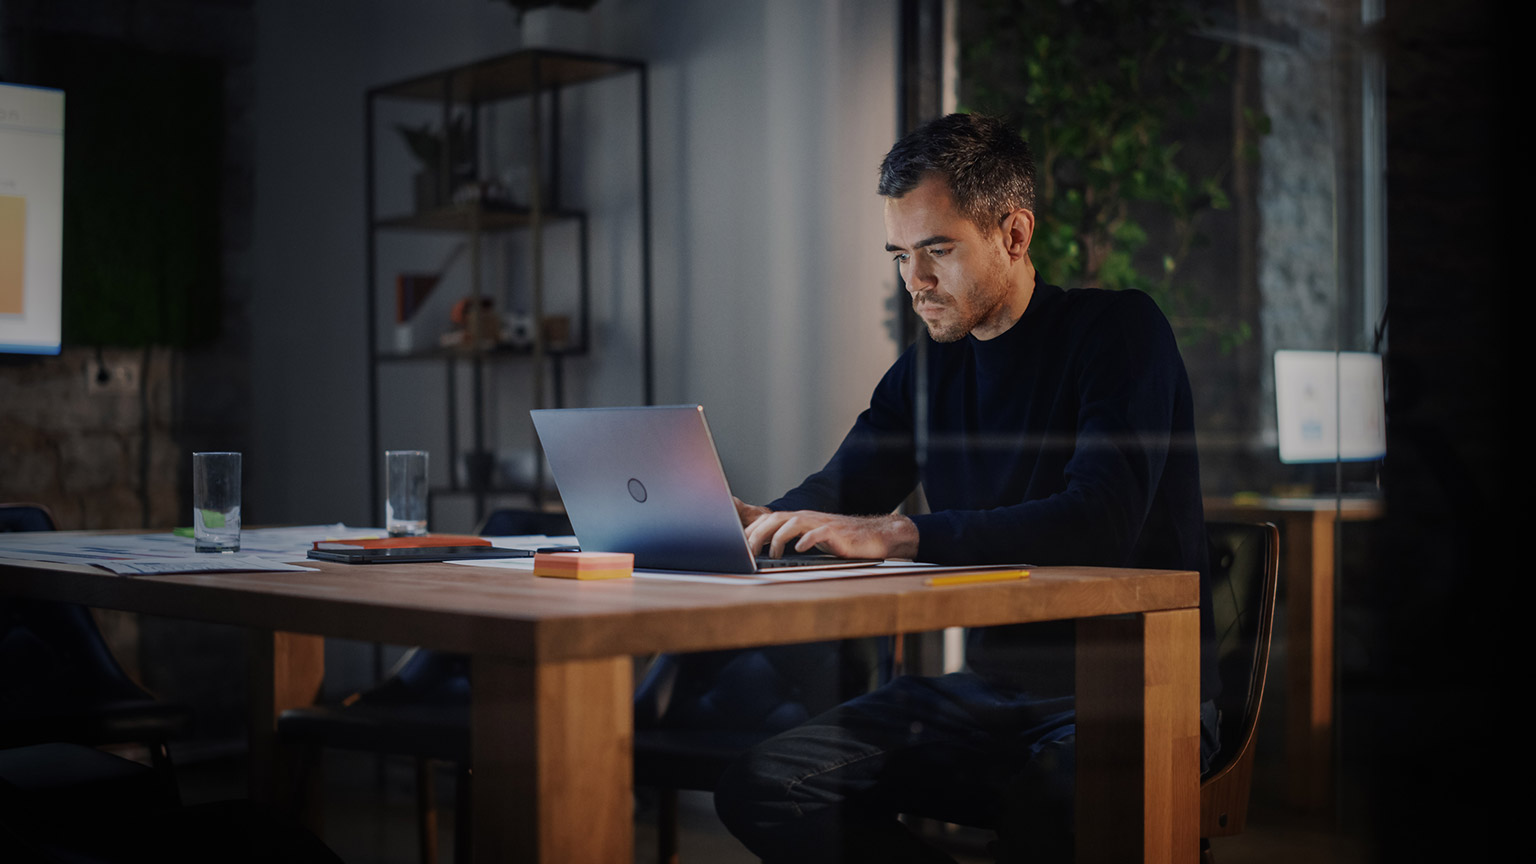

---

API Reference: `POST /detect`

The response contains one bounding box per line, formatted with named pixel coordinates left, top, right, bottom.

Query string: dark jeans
left=714, top=672, right=1220, bottom=864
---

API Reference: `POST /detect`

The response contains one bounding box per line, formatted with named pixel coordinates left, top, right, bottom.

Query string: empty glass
left=386, top=450, right=429, bottom=536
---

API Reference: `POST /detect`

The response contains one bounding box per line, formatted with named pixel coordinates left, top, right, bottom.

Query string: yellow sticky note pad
left=534, top=551, right=634, bottom=580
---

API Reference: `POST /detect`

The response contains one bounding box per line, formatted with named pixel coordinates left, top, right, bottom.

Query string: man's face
left=884, top=175, right=1013, bottom=343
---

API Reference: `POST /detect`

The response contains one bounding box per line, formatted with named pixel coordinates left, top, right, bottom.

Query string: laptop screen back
left=530, top=405, right=760, bottom=573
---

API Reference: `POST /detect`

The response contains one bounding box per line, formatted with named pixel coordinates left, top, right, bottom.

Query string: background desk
left=3, top=549, right=1202, bottom=864
left=1203, top=495, right=1383, bottom=812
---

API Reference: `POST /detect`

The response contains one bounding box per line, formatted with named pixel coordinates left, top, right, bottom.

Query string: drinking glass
left=386, top=450, right=429, bottom=536
left=193, top=452, right=241, bottom=552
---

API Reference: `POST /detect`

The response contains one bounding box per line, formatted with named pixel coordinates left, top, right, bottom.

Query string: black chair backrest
left=476, top=508, right=572, bottom=538
left=0, top=504, right=58, bottom=533
left=1203, top=520, right=1279, bottom=779
left=0, top=502, right=164, bottom=742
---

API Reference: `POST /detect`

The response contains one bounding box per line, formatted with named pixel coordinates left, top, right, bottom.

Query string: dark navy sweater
left=770, top=280, right=1219, bottom=699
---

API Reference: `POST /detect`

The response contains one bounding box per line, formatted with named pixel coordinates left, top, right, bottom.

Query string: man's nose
left=905, top=258, right=936, bottom=292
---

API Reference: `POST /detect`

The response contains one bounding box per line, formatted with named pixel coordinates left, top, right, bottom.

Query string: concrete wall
left=250, top=0, right=900, bottom=532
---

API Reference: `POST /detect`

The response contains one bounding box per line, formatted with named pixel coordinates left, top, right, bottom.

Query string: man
left=713, top=113, right=1220, bottom=863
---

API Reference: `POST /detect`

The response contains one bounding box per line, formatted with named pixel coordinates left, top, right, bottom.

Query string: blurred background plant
left=963, top=0, right=1266, bottom=351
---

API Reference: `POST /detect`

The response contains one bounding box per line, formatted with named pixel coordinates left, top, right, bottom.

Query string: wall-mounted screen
left=1275, top=349, right=1387, bottom=464
left=0, top=82, right=64, bottom=355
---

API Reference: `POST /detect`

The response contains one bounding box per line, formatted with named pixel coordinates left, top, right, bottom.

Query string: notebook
left=529, top=405, right=880, bottom=574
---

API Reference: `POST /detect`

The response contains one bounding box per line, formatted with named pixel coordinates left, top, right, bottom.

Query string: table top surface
left=2, top=547, right=1198, bottom=661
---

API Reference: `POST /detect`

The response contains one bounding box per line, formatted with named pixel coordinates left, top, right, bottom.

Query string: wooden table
left=1204, top=495, right=1383, bottom=811
left=2, top=550, right=1202, bottom=864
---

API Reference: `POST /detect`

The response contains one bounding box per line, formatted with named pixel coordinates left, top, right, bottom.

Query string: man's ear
left=1000, top=208, right=1035, bottom=263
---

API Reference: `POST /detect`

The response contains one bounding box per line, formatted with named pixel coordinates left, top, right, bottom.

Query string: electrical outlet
left=87, top=361, right=139, bottom=394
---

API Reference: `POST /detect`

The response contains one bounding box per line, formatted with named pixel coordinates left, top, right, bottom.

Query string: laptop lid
left=530, top=405, right=763, bottom=573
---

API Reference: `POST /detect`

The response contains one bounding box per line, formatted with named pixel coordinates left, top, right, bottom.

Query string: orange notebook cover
left=312, top=535, right=490, bottom=551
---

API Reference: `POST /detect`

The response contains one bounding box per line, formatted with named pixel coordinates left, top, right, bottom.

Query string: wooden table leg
left=248, top=629, right=325, bottom=823
left=1076, top=609, right=1199, bottom=864
left=1283, top=512, right=1334, bottom=811
left=471, top=655, right=632, bottom=864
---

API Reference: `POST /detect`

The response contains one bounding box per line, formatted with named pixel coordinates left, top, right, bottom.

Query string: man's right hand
left=732, top=497, right=771, bottom=528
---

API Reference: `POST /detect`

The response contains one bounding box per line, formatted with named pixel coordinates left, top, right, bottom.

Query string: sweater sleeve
left=768, top=348, right=921, bottom=516
left=910, top=292, right=1185, bottom=566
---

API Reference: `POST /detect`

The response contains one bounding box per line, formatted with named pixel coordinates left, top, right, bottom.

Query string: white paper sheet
left=0, top=524, right=384, bottom=574
left=96, top=556, right=319, bottom=576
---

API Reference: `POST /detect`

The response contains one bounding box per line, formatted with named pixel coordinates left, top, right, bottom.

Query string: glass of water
left=385, top=450, right=429, bottom=536
left=193, top=452, right=241, bottom=552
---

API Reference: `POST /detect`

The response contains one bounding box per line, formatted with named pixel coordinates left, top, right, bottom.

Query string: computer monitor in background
left=1274, top=349, right=1387, bottom=464
left=0, top=81, right=64, bottom=356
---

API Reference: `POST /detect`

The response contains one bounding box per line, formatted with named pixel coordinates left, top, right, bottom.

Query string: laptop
left=529, top=405, right=882, bottom=574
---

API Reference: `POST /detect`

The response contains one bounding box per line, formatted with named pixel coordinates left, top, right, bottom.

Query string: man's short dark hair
left=878, top=113, right=1036, bottom=230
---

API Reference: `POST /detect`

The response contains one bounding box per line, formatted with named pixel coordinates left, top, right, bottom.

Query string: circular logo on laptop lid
left=627, top=478, right=647, bottom=503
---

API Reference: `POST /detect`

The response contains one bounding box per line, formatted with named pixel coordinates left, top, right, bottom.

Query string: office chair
left=0, top=502, right=194, bottom=802
left=1200, top=520, right=1280, bottom=863
left=980, top=520, right=1278, bottom=864
left=276, top=507, right=569, bottom=864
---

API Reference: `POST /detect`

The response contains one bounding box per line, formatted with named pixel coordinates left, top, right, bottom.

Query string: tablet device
left=306, top=546, right=533, bottom=564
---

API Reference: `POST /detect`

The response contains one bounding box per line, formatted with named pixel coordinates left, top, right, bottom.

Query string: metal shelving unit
left=364, top=48, right=652, bottom=526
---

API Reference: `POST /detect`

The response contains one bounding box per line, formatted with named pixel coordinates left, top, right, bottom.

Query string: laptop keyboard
left=754, top=555, right=882, bottom=570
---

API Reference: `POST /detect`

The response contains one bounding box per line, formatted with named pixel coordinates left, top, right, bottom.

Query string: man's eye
left=892, top=252, right=910, bottom=263
left=929, top=247, right=949, bottom=258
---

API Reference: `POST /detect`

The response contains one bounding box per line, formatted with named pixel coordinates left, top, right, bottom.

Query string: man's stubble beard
left=920, top=303, right=971, bottom=343
left=915, top=262, right=1010, bottom=343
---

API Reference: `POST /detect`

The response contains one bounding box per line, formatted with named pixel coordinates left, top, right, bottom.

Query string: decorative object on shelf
left=443, top=297, right=500, bottom=351
left=451, top=180, right=517, bottom=208
left=503, top=312, right=535, bottom=350
left=394, top=274, right=440, bottom=353
left=540, top=315, right=571, bottom=352
left=394, top=243, right=468, bottom=354
left=395, top=114, right=474, bottom=213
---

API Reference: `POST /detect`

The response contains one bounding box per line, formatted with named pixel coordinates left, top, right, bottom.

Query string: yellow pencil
left=924, top=569, right=1030, bottom=587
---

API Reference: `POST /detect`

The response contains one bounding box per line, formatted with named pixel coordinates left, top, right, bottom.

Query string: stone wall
left=1, top=347, right=181, bottom=529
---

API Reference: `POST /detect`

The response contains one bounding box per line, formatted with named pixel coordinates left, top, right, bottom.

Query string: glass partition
left=956, top=0, right=1387, bottom=831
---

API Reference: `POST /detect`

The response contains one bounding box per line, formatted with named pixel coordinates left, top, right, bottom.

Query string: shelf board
left=372, top=48, right=642, bottom=103
left=375, top=201, right=585, bottom=233
left=377, top=344, right=586, bottom=363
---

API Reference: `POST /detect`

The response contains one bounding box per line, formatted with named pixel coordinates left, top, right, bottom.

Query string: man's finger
left=769, top=517, right=806, bottom=559
left=745, top=511, right=789, bottom=554
left=795, top=527, right=829, bottom=554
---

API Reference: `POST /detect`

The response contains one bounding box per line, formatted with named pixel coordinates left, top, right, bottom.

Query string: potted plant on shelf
left=396, top=113, right=474, bottom=213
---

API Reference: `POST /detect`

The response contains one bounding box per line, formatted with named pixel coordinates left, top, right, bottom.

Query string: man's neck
left=971, top=260, right=1037, bottom=341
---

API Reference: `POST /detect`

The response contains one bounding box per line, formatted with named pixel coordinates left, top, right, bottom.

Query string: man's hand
left=742, top=509, right=919, bottom=561
left=732, top=497, right=772, bottom=527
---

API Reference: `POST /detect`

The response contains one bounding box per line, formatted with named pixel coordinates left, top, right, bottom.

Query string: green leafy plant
left=963, top=0, right=1265, bottom=350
